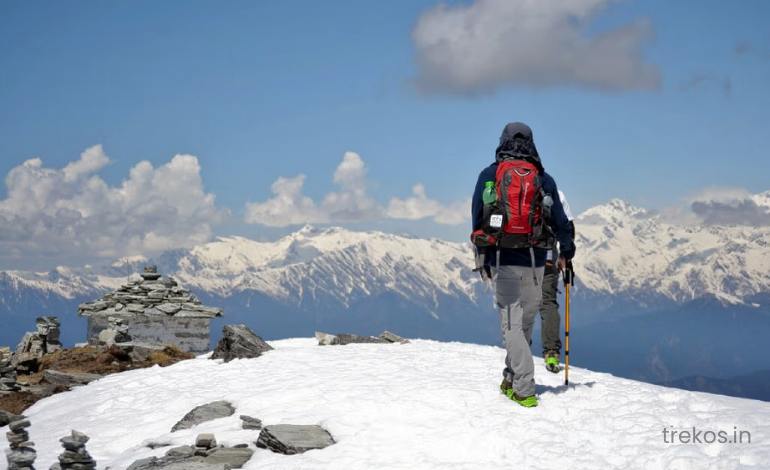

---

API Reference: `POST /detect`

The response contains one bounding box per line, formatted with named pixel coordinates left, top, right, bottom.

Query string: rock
left=256, top=424, right=336, bottom=455
left=315, top=331, right=387, bottom=346
left=210, top=325, right=272, bottom=362
left=0, top=410, right=21, bottom=427
left=43, top=369, right=103, bottom=387
left=165, top=446, right=195, bottom=458
left=205, top=447, right=254, bottom=468
left=156, top=303, right=182, bottom=315
left=171, top=401, right=235, bottom=432
left=195, top=433, right=217, bottom=449
left=141, top=265, right=162, bottom=281
left=9, top=419, right=31, bottom=432
left=379, top=330, right=410, bottom=344
left=240, top=415, right=262, bottom=430
left=5, top=448, right=36, bottom=465
left=6, top=430, right=29, bottom=445
left=97, top=329, right=118, bottom=347
left=125, top=342, right=167, bottom=362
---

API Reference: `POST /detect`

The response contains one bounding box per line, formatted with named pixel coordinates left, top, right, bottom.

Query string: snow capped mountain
left=576, top=199, right=770, bottom=306
left=7, top=339, right=770, bottom=470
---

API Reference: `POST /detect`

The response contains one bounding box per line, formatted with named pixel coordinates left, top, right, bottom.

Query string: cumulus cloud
left=387, top=184, right=469, bottom=225
left=245, top=153, right=467, bottom=227
left=412, top=0, right=660, bottom=94
left=0, top=145, right=227, bottom=264
left=688, top=188, right=770, bottom=226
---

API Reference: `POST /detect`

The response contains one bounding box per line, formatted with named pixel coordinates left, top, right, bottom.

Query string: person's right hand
left=557, top=256, right=567, bottom=272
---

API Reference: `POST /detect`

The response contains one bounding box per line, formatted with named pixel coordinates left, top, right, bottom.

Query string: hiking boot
left=544, top=350, right=560, bottom=373
left=500, top=378, right=512, bottom=395
left=505, top=389, right=539, bottom=408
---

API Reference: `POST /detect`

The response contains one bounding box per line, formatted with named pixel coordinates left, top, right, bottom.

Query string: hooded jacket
left=471, top=122, right=575, bottom=267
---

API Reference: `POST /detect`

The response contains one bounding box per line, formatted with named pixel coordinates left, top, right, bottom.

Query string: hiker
left=471, top=122, right=575, bottom=408
left=541, top=190, right=575, bottom=373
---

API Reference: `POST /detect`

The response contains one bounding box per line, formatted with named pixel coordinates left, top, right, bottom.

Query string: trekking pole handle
left=563, top=260, right=574, bottom=286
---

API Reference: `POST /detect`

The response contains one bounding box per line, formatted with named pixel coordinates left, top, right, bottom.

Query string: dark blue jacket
left=471, top=163, right=575, bottom=267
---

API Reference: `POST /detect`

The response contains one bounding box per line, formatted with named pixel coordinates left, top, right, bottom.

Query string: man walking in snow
left=471, top=122, right=575, bottom=408
left=541, top=190, right=575, bottom=373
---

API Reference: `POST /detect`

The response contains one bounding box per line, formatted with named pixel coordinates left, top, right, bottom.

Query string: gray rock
left=5, top=448, right=36, bottom=466
left=195, top=433, right=217, bottom=449
left=9, top=419, right=31, bottom=432
left=0, top=410, right=21, bottom=427
left=165, top=446, right=195, bottom=458
left=315, top=331, right=387, bottom=346
left=171, top=401, right=235, bottom=432
left=210, top=325, right=272, bottom=362
left=204, top=447, right=254, bottom=468
left=156, top=303, right=182, bottom=315
left=6, top=430, right=29, bottom=445
left=43, top=369, right=103, bottom=387
left=256, top=424, right=336, bottom=455
left=379, top=330, right=410, bottom=344
left=240, top=415, right=262, bottom=430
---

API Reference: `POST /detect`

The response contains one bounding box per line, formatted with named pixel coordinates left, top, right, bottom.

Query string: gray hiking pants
left=495, top=265, right=545, bottom=397
left=540, top=263, right=562, bottom=354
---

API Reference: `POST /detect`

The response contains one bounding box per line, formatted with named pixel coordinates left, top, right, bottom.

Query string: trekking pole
left=563, top=261, right=574, bottom=386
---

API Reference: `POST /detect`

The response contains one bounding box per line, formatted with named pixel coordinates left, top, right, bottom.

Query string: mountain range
left=1, top=196, right=769, bottom=397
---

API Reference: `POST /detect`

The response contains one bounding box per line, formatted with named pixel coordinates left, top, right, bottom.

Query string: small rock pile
left=4, top=417, right=36, bottom=470
left=128, top=434, right=253, bottom=470
left=97, top=316, right=132, bottom=347
left=315, top=330, right=410, bottom=346
left=210, top=325, right=273, bottom=362
left=12, top=317, right=63, bottom=373
left=78, top=266, right=223, bottom=319
left=0, top=346, right=20, bottom=394
left=50, top=430, right=96, bottom=470
left=240, top=415, right=262, bottom=430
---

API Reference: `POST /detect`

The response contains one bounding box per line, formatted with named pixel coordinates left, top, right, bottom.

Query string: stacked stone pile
left=97, top=317, right=132, bottom=347
left=12, top=317, right=63, bottom=373
left=50, top=430, right=96, bottom=470
left=0, top=346, right=20, bottom=394
left=5, top=417, right=36, bottom=470
left=78, top=266, right=222, bottom=319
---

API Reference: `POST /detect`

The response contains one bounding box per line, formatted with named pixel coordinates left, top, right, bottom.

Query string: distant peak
left=578, top=198, right=648, bottom=221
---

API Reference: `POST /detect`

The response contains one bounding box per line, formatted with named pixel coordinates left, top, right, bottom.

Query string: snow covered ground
left=3, top=339, right=770, bottom=470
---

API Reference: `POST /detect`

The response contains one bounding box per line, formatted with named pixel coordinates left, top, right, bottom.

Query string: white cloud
left=386, top=184, right=469, bottom=225
left=412, top=0, right=660, bottom=94
left=245, top=153, right=468, bottom=227
left=0, top=145, right=227, bottom=264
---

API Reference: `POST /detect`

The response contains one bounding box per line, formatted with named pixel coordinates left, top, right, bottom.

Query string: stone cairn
left=78, top=265, right=222, bottom=319
left=5, top=417, right=36, bottom=470
left=96, top=316, right=132, bottom=348
left=0, top=346, right=20, bottom=394
left=12, top=317, right=63, bottom=373
left=50, top=430, right=95, bottom=470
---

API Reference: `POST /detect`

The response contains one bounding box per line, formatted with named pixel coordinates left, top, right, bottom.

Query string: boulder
left=210, top=325, right=272, bottom=362
left=43, top=369, right=103, bottom=387
left=256, top=424, right=335, bottom=455
left=195, top=433, right=217, bottom=449
left=240, top=415, right=262, bottom=430
left=205, top=447, right=254, bottom=468
left=171, top=401, right=235, bottom=432
left=379, top=330, right=410, bottom=344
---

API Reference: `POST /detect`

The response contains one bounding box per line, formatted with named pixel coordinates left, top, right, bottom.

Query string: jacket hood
left=495, top=122, right=543, bottom=170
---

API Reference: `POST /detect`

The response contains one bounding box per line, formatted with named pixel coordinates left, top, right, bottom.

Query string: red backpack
left=471, top=157, right=546, bottom=249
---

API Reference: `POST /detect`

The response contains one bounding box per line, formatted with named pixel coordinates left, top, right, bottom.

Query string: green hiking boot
left=505, top=389, right=539, bottom=407
left=544, top=350, right=560, bottom=374
left=500, top=378, right=512, bottom=395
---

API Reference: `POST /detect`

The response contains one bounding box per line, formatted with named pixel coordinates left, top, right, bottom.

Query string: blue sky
left=1, top=0, right=769, bottom=268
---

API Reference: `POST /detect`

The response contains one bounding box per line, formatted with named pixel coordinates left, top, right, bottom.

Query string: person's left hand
left=557, top=256, right=567, bottom=272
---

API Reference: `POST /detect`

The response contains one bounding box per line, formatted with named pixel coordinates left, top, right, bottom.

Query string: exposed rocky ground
left=0, top=317, right=193, bottom=415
